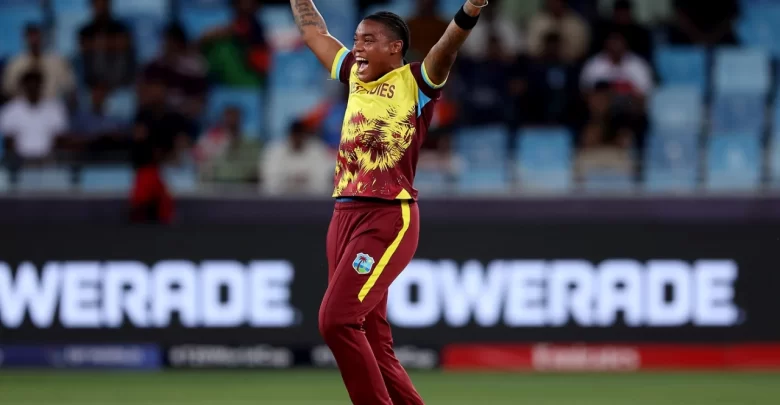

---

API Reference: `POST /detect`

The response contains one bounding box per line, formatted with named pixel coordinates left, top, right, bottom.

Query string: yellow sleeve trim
left=421, top=62, right=447, bottom=89
left=331, top=48, right=349, bottom=80
left=358, top=201, right=412, bottom=302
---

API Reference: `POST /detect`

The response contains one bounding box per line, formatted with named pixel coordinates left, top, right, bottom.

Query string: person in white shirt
left=261, top=120, right=332, bottom=196
left=0, top=70, right=68, bottom=164
left=2, top=24, right=76, bottom=101
left=528, top=0, right=590, bottom=63
left=460, top=0, right=525, bottom=61
left=580, top=29, right=653, bottom=96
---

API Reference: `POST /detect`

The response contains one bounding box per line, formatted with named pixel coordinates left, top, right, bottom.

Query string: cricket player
left=289, top=0, right=488, bottom=403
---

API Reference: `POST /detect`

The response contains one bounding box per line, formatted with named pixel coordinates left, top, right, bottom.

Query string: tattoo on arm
left=423, top=1, right=485, bottom=85
left=291, top=0, right=327, bottom=35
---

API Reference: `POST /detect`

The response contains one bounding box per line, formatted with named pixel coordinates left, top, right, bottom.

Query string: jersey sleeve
left=410, top=62, right=447, bottom=100
left=330, top=48, right=356, bottom=84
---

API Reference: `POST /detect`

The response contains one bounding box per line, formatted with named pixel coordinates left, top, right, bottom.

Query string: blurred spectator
left=524, top=31, right=578, bottom=126
left=579, top=81, right=635, bottom=149
left=144, top=24, right=208, bottom=122
left=591, top=0, right=653, bottom=62
left=261, top=120, right=332, bottom=196
left=3, top=24, right=76, bottom=103
left=406, top=0, right=450, bottom=62
left=78, top=0, right=136, bottom=88
left=455, top=35, right=515, bottom=126
left=195, top=106, right=260, bottom=183
left=302, top=86, right=349, bottom=151
left=0, top=70, right=68, bottom=166
left=200, top=0, right=271, bottom=87
left=130, top=78, right=192, bottom=224
left=418, top=126, right=461, bottom=182
left=580, top=30, right=651, bottom=151
left=528, top=0, right=590, bottom=63
left=668, top=0, right=739, bottom=46
left=67, top=83, right=131, bottom=162
left=581, top=30, right=653, bottom=97
left=460, top=0, right=525, bottom=62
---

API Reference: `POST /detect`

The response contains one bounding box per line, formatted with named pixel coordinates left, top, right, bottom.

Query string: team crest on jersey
left=352, top=253, right=375, bottom=275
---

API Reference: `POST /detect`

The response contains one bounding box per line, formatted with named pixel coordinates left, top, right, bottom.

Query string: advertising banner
left=0, top=344, right=162, bottom=369
left=0, top=222, right=778, bottom=346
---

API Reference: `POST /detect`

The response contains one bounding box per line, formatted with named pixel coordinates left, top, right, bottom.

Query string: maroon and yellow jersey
left=330, top=47, right=445, bottom=200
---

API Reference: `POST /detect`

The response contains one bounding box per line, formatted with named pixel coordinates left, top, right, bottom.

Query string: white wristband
left=467, top=0, right=489, bottom=8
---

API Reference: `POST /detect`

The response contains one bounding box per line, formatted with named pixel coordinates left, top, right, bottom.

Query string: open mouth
left=356, top=57, right=369, bottom=74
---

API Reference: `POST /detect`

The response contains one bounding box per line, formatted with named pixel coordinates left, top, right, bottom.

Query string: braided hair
left=363, top=11, right=411, bottom=62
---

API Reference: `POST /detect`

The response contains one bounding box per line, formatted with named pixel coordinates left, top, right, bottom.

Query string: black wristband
left=454, top=6, right=479, bottom=30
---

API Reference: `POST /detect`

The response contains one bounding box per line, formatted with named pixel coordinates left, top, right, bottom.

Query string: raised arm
left=423, top=0, right=488, bottom=86
left=290, top=0, right=346, bottom=70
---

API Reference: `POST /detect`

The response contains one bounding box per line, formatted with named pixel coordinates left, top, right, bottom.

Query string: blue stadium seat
left=454, top=125, right=509, bottom=168
left=705, top=133, right=762, bottom=191
left=51, top=0, right=89, bottom=14
left=114, top=0, right=170, bottom=19
left=179, top=4, right=232, bottom=39
left=516, top=127, right=573, bottom=192
left=268, top=89, right=324, bottom=140
left=710, top=92, right=766, bottom=133
left=0, top=169, right=9, bottom=192
left=207, top=87, right=264, bottom=138
left=438, top=0, right=466, bottom=17
left=259, top=5, right=297, bottom=31
left=457, top=168, right=510, bottom=194
left=105, top=88, right=137, bottom=123
left=364, top=0, right=414, bottom=18
left=736, top=5, right=780, bottom=57
left=644, top=133, right=699, bottom=192
left=316, top=0, right=357, bottom=45
left=414, top=169, right=448, bottom=195
left=54, top=12, right=91, bottom=57
left=163, top=166, right=198, bottom=193
left=123, top=13, right=165, bottom=63
left=0, top=5, right=45, bottom=59
left=79, top=165, right=134, bottom=192
left=713, top=47, right=770, bottom=95
left=650, top=86, right=703, bottom=133
left=768, top=139, right=780, bottom=188
left=16, top=167, right=72, bottom=192
left=581, top=171, right=635, bottom=192
left=655, top=46, right=707, bottom=90
left=270, top=51, right=326, bottom=90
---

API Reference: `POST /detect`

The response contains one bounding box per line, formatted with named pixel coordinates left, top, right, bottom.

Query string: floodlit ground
left=1, top=370, right=778, bottom=404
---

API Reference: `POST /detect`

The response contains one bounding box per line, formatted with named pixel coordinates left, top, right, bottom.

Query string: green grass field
left=1, top=370, right=779, bottom=405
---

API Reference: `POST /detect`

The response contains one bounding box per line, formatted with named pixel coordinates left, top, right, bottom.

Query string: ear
left=390, top=39, right=403, bottom=56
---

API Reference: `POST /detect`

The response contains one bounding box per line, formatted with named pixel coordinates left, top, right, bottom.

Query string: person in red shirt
left=290, top=0, right=488, bottom=404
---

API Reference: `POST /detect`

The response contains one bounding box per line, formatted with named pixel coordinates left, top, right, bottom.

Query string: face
left=614, top=7, right=632, bottom=24
left=26, top=29, right=42, bottom=52
left=353, top=19, right=404, bottom=82
left=546, top=0, right=566, bottom=16
left=93, top=0, right=110, bottom=17
left=236, top=0, right=257, bottom=15
left=606, top=33, right=627, bottom=59
left=224, top=108, right=241, bottom=131
left=23, top=77, right=42, bottom=101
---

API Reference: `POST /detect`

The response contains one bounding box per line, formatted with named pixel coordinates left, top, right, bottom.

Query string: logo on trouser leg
left=353, top=253, right=375, bottom=275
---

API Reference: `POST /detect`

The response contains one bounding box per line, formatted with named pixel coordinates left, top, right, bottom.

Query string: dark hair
left=290, top=120, right=308, bottom=135
left=363, top=11, right=411, bottom=59
left=24, top=23, right=41, bottom=35
left=165, top=23, right=188, bottom=45
left=614, top=0, right=632, bottom=10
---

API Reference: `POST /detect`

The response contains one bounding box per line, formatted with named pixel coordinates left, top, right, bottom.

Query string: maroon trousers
left=319, top=199, right=424, bottom=405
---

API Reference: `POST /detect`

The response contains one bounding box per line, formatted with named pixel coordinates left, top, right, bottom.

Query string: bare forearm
left=424, top=1, right=486, bottom=85
left=290, top=0, right=327, bottom=37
